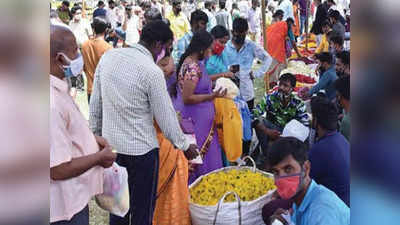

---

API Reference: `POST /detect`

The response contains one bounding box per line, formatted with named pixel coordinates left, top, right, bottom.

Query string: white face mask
left=58, top=52, right=84, bottom=77
left=74, top=14, right=82, bottom=21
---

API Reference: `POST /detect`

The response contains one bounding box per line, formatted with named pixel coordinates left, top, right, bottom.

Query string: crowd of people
left=50, top=0, right=351, bottom=225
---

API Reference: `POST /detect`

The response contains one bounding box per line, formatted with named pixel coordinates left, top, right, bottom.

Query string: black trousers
left=51, top=205, right=89, bottom=225
left=109, top=149, right=159, bottom=225
left=247, top=98, right=255, bottom=111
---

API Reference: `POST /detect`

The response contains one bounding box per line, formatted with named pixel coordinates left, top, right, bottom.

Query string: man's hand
left=255, top=123, right=281, bottom=140
left=95, top=135, right=111, bottom=150
left=270, top=208, right=289, bottom=225
left=97, top=146, right=117, bottom=168
left=212, top=87, right=228, bottom=98
left=184, top=144, right=200, bottom=160
left=267, top=129, right=281, bottom=140
left=223, top=71, right=235, bottom=78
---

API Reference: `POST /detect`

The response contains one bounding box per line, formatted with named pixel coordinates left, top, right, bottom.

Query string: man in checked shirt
left=89, top=21, right=199, bottom=225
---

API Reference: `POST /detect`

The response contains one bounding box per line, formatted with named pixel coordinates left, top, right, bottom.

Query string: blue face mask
left=58, top=52, right=84, bottom=78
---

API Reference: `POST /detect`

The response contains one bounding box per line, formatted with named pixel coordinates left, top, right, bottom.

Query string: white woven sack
left=189, top=157, right=276, bottom=225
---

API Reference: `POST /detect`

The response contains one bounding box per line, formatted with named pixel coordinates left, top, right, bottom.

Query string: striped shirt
left=89, top=44, right=190, bottom=156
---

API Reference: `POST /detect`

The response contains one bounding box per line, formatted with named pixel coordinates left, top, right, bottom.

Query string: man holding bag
left=50, top=25, right=117, bottom=225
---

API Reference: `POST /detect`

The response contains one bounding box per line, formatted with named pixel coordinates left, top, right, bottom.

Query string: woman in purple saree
left=170, top=31, right=226, bottom=184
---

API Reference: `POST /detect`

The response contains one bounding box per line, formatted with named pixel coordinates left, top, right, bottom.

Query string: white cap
left=281, top=119, right=310, bottom=142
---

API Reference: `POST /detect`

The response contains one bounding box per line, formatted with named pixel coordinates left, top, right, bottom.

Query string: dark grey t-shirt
left=332, top=22, right=346, bottom=39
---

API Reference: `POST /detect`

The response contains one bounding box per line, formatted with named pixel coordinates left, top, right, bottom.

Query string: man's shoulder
left=100, top=48, right=162, bottom=78
left=82, top=39, right=111, bottom=50
left=307, top=182, right=349, bottom=213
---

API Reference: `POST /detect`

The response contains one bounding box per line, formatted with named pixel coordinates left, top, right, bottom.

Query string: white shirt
left=225, top=0, right=233, bottom=13
left=164, top=2, right=172, bottom=16
left=204, top=8, right=217, bottom=31
left=152, top=2, right=163, bottom=15
left=183, top=2, right=196, bottom=19
left=248, top=7, right=261, bottom=33
left=116, top=6, right=126, bottom=24
left=330, top=0, right=348, bottom=18
left=277, top=0, right=294, bottom=21
left=69, top=19, right=93, bottom=47
left=125, top=14, right=140, bottom=46
left=215, top=9, right=232, bottom=30
left=106, top=7, right=119, bottom=28
left=238, top=0, right=250, bottom=19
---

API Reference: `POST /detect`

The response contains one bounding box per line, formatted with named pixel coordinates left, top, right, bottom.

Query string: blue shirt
left=206, top=53, right=229, bottom=75
left=93, top=8, right=107, bottom=18
left=309, top=132, right=350, bottom=206
left=309, top=65, right=338, bottom=101
left=234, top=96, right=253, bottom=141
left=223, top=39, right=272, bottom=101
left=292, top=180, right=350, bottom=225
left=173, top=31, right=193, bottom=65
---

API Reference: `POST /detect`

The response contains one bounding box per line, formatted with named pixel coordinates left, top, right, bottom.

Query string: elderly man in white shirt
left=123, top=6, right=141, bottom=46
left=277, top=0, right=294, bottom=21
left=69, top=8, right=93, bottom=47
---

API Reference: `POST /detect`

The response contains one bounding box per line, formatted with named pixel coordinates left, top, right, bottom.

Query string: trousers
left=50, top=205, right=89, bottom=225
left=109, top=149, right=160, bottom=225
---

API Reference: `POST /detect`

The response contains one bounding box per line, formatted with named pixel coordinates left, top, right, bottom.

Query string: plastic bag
left=95, top=163, right=129, bottom=217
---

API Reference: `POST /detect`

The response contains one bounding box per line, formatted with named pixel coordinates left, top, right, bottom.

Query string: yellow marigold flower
left=190, top=169, right=276, bottom=205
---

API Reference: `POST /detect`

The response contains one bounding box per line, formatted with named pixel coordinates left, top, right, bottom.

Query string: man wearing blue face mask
left=264, top=137, right=350, bottom=225
left=50, top=25, right=117, bottom=225
left=89, top=21, right=199, bottom=225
